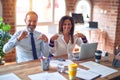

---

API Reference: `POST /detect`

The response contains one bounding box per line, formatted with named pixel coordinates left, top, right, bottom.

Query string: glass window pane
left=16, top=0, right=29, bottom=25
left=54, top=0, right=66, bottom=23
left=0, top=0, right=2, bottom=16
left=32, top=0, right=52, bottom=22
left=16, top=0, right=66, bottom=25
left=75, top=0, right=91, bottom=22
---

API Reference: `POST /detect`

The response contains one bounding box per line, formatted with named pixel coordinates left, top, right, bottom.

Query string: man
left=3, top=11, right=49, bottom=63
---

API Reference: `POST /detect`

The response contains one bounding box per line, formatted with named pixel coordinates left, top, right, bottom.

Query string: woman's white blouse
left=50, top=34, right=83, bottom=56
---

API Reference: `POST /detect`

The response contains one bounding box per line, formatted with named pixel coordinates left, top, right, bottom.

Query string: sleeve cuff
left=49, top=39, right=54, bottom=47
left=82, top=36, right=88, bottom=43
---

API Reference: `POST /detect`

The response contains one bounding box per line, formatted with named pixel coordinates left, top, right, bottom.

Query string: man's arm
left=3, top=31, right=21, bottom=53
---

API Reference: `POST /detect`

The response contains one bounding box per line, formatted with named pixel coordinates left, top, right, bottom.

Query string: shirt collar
left=25, top=27, right=35, bottom=34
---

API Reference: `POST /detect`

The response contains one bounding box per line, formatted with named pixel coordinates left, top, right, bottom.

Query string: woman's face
left=62, top=19, right=72, bottom=34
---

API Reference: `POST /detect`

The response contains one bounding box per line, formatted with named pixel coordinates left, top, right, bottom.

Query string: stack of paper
left=0, top=73, right=21, bottom=80
left=65, top=68, right=101, bottom=80
left=79, top=61, right=118, bottom=77
left=28, top=72, right=67, bottom=80
left=50, top=59, right=74, bottom=67
left=76, top=68, right=101, bottom=80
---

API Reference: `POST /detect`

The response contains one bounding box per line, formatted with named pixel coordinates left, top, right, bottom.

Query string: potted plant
left=0, top=16, right=11, bottom=64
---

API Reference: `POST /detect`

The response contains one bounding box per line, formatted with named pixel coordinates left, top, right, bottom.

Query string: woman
left=49, top=15, right=87, bottom=56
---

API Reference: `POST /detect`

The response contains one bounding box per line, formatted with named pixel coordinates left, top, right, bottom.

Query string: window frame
left=16, top=0, right=66, bottom=26
left=75, top=0, right=92, bottom=22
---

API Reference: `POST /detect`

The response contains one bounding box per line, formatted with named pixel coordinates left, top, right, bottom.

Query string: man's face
left=25, top=14, right=38, bottom=32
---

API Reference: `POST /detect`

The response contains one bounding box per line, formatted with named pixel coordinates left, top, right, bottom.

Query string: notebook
left=74, top=42, right=98, bottom=60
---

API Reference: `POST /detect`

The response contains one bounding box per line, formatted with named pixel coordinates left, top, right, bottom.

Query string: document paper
left=65, top=68, right=101, bottom=80
left=76, top=68, right=101, bottom=80
left=50, top=59, right=74, bottom=67
left=0, top=73, right=21, bottom=80
left=79, top=61, right=118, bottom=77
left=28, top=72, right=67, bottom=80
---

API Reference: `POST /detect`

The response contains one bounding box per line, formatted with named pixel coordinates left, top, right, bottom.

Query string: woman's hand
left=50, top=34, right=59, bottom=41
left=74, top=32, right=88, bottom=43
left=74, top=33, right=85, bottom=38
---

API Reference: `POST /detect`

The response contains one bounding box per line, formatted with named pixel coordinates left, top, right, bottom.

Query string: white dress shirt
left=50, top=34, right=83, bottom=56
left=3, top=28, right=49, bottom=63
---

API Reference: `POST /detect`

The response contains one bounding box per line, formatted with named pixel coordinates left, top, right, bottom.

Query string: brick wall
left=115, top=1, right=120, bottom=49
left=2, top=0, right=16, bottom=62
left=66, top=0, right=77, bottom=15
left=1, top=0, right=120, bottom=62
left=2, top=0, right=16, bottom=34
left=92, top=0, right=120, bottom=54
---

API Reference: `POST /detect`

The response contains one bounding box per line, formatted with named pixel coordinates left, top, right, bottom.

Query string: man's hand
left=37, top=34, right=48, bottom=43
left=17, top=31, right=28, bottom=41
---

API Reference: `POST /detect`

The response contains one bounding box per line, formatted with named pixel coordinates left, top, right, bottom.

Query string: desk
left=75, top=25, right=106, bottom=50
left=0, top=55, right=120, bottom=80
left=75, top=25, right=100, bottom=42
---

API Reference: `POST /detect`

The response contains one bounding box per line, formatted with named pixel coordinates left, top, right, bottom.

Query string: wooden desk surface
left=0, top=55, right=120, bottom=80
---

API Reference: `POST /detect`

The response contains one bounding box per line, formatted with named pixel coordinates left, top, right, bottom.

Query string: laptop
left=74, top=42, right=98, bottom=60
left=89, top=21, right=98, bottom=28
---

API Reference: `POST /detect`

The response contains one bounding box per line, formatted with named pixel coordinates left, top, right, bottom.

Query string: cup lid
left=95, top=50, right=102, bottom=53
left=69, top=63, right=78, bottom=68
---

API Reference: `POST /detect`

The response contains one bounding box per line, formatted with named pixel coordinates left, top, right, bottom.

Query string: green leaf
left=2, top=24, right=11, bottom=32
left=0, top=17, right=11, bottom=58
left=0, top=16, right=3, bottom=22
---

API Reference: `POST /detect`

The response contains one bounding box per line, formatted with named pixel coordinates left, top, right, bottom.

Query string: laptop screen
left=78, top=42, right=98, bottom=60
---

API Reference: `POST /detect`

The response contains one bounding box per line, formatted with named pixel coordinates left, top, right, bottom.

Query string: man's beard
left=27, top=26, right=35, bottom=32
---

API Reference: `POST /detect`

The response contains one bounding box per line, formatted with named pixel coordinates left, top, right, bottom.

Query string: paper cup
left=68, top=63, right=78, bottom=80
left=95, top=50, right=102, bottom=63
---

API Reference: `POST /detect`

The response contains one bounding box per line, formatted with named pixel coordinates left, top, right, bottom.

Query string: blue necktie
left=30, top=33, right=38, bottom=59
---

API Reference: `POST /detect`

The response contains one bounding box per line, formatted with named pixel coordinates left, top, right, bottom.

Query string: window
left=16, top=0, right=29, bottom=25
left=74, top=0, right=92, bottom=42
left=0, top=0, right=2, bottom=16
left=16, top=0, right=66, bottom=26
left=75, top=0, right=91, bottom=22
